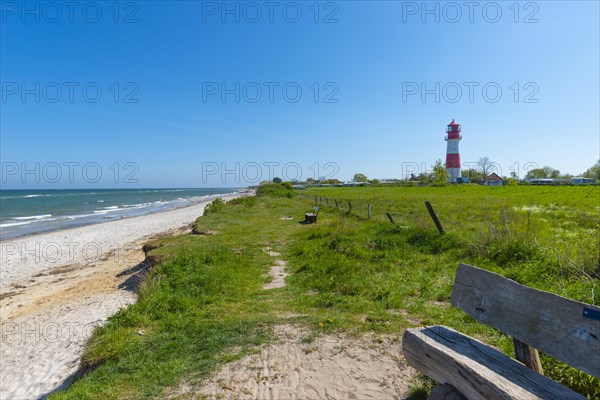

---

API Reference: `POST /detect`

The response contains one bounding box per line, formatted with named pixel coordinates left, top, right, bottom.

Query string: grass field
left=52, top=185, right=600, bottom=399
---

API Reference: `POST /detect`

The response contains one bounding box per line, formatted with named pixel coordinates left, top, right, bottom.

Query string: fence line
left=297, top=192, right=444, bottom=232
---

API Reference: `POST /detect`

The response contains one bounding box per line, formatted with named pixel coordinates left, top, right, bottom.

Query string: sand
left=0, top=193, right=244, bottom=399
left=172, top=247, right=418, bottom=399
left=262, top=247, right=289, bottom=290
left=176, top=325, right=417, bottom=399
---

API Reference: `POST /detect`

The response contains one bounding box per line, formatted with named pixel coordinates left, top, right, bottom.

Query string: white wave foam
left=66, top=213, right=98, bottom=219
left=12, top=214, right=52, bottom=220
left=93, top=209, right=121, bottom=214
left=0, top=221, right=34, bottom=228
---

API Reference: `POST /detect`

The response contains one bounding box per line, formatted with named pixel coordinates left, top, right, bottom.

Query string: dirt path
left=262, top=247, right=289, bottom=290
left=177, top=325, right=417, bottom=399
left=173, top=247, right=418, bottom=399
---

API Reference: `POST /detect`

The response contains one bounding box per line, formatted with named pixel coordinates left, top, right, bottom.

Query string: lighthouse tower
left=445, top=119, right=462, bottom=183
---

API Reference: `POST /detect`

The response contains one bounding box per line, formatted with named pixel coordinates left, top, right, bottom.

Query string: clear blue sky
left=1, top=1, right=598, bottom=188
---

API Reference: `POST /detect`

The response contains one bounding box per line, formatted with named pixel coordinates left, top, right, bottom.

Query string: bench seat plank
left=403, top=326, right=586, bottom=400
left=451, top=264, right=600, bottom=378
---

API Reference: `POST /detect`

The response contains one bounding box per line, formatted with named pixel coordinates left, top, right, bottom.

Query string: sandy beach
left=0, top=192, right=245, bottom=399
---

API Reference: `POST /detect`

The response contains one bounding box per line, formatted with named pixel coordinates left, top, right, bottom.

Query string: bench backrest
left=450, top=263, right=600, bottom=378
left=313, top=206, right=320, bottom=213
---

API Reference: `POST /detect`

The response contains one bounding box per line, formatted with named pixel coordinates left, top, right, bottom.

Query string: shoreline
left=0, top=190, right=251, bottom=399
left=0, top=189, right=247, bottom=242
left=0, top=191, right=250, bottom=289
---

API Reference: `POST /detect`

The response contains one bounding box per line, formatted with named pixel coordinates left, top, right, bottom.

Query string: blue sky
left=1, top=1, right=599, bottom=188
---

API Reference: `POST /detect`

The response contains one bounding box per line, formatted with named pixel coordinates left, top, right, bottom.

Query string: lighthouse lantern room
left=445, top=119, right=462, bottom=183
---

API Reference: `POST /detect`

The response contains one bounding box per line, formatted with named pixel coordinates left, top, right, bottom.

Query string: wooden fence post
left=314, top=195, right=317, bottom=203
left=386, top=212, right=395, bottom=224
left=348, top=201, right=352, bottom=212
left=335, top=199, right=339, bottom=208
left=326, top=198, right=329, bottom=205
left=368, top=204, right=372, bottom=219
left=425, top=201, right=444, bottom=234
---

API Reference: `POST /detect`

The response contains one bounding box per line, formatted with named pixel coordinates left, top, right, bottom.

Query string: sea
left=0, top=188, right=239, bottom=240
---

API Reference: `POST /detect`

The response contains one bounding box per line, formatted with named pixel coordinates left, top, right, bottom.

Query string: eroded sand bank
left=0, top=193, right=243, bottom=399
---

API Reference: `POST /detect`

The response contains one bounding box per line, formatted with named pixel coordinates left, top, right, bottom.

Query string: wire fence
left=299, top=193, right=600, bottom=304
left=297, top=193, right=445, bottom=234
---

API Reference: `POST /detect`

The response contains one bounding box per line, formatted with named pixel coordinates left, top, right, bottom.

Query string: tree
left=418, top=172, right=433, bottom=184
left=543, top=166, right=560, bottom=179
left=466, top=168, right=485, bottom=183
left=272, top=177, right=283, bottom=183
left=526, top=168, right=545, bottom=179
left=353, top=173, right=367, bottom=182
left=583, top=160, right=600, bottom=180
left=306, top=177, right=315, bottom=184
left=477, top=157, right=494, bottom=177
left=525, top=166, right=560, bottom=179
left=431, top=159, right=449, bottom=185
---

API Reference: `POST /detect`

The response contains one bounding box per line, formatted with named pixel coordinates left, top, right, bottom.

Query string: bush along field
left=52, top=184, right=600, bottom=399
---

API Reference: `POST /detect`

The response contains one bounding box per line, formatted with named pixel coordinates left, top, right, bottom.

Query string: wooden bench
left=304, top=206, right=320, bottom=223
left=402, top=263, right=600, bottom=400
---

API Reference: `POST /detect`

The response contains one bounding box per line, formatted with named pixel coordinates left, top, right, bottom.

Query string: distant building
left=525, top=178, right=561, bottom=185
left=343, top=181, right=371, bottom=187
left=484, top=173, right=504, bottom=186
left=571, top=177, right=596, bottom=185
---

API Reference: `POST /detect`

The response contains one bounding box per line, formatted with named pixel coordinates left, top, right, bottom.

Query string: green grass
left=302, top=185, right=600, bottom=301
left=52, top=186, right=600, bottom=399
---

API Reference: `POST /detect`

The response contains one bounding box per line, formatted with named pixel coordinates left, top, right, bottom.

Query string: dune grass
left=52, top=186, right=600, bottom=399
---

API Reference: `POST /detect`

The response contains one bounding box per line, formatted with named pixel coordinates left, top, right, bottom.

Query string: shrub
left=256, top=182, right=296, bottom=198
left=228, top=196, right=257, bottom=207
left=203, top=198, right=225, bottom=215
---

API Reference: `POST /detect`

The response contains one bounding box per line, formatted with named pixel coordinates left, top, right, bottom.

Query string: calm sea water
left=0, top=188, right=239, bottom=240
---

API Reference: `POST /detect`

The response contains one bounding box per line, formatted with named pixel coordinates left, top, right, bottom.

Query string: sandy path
left=176, top=325, right=417, bottom=400
left=0, top=193, right=245, bottom=399
left=262, top=247, right=289, bottom=290
left=173, top=248, right=416, bottom=400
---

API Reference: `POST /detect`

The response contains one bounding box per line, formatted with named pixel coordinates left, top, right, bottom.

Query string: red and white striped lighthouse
left=445, top=119, right=462, bottom=183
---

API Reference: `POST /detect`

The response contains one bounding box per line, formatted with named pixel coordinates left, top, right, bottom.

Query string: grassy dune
left=52, top=186, right=600, bottom=399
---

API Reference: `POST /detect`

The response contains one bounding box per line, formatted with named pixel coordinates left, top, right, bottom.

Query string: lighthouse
left=445, top=119, right=462, bottom=183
